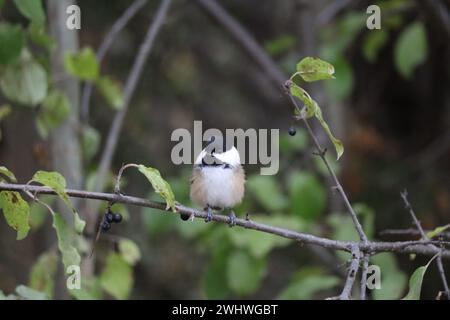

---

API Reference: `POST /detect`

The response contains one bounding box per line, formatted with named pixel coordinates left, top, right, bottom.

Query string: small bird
left=188, top=136, right=245, bottom=226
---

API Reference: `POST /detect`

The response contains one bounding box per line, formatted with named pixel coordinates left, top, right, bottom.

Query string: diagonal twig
left=88, top=0, right=172, bottom=216
left=81, top=0, right=147, bottom=120
left=401, top=189, right=450, bottom=299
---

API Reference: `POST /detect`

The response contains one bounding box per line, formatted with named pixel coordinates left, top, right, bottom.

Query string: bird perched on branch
left=185, top=136, right=245, bottom=226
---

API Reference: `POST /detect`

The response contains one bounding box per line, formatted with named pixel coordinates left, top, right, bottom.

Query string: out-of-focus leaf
left=296, top=57, right=335, bottom=82
left=15, top=285, right=47, bottom=300
left=394, top=22, right=427, bottom=78
left=100, top=253, right=133, bottom=300
left=52, top=213, right=81, bottom=270
left=202, top=243, right=231, bottom=299
left=402, top=255, right=437, bottom=300
left=82, top=125, right=100, bottom=162
left=96, top=76, right=124, bottom=110
left=247, top=175, right=288, bottom=211
left=70, top=277, right=103, bottom=300
left=0, top=191, right=30, bottom=240
left=324, top=57, right=353, bottom=102
left=288, top=172, right=326, bottom=221
left=264, top=34, right=296, bottom=56
left=226, top=251, right=267, bottom=296
left=227, top=214, right=305, bottom=258
left=27, top=22, right=54, bottom=49
left=64, top=47, right=99, bottom=80
left=279, top=130, right=308, bottom=154
left=362, top=30, right=388, bottom=62
left=36, top=90, right=70, bottom=139
left=13, top=0, right=46, bottom=24
left=0, top=56, right=47, bottom=106
left=118, top=239, right=141, bottom=266
left=372, top=253, right=407, bottom=300
left=29, top=251, right=57, bottom=299
left=32, top=171, right=85, bottom=233
left=426, top=224, right=450, bottom=239
left=0, top=23, right=25, bottom=65
left=137, top=165, right=177, bottom=212
left=0, top=165, right=17, bottom=182
left=278, top=267, right=340, bottom=299
left=354, top=203, right=375, bottom=239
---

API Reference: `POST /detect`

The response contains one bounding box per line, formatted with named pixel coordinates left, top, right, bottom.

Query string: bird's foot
left=205, top=206, right=213, bottom=223
left=228, top=211, right=236, bottom=227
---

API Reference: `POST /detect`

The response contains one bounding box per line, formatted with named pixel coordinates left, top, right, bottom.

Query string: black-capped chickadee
left=186, top=136, right=245, bottom=226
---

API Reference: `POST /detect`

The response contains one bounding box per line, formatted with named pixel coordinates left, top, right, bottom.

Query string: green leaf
left=394, top=22, right=428, bottom=78
left=362, top=30, right=388, bottom=63
left=288, top=171, right=326, bottom=221
left=29, top=251, right=57, bottom=299
left=289, top=83, right=317, bottom=118
left=202, top=244, right=231, bottom=299
left=100, top=253, right=133, bottom=300
left=64, top=47, right=100, bottom=80
left=32, top=170, right=85, bottom=233
left=278, top=268, right=340, bottom=299
left=372, top=253, right=407, bottom=300
left=82, top=125, right=100, bottom=162
left=70, top=277, right=103, bottom=300
left=296, top=57, right=335, bottom=82
left=402, top=255, right=437, bottom=300
left=426, top=224, right=450, bottom=239
left=0, top=166, right=17, bottom=182
left=137, top=165, right=176, bottom=211
left=29, top=195, right=53, bottom=229
left=15, top=285, right=47, bottom=300
left=227, top=251, right=267, bottom=296
left=118, top=239, right=141, bottom=266
left=96, top=76, right=124, bottom=110
left=246, top=175, right=288, bottom=211
left=0, top=56, right=48, bottom=106
left=36, top=90, right=70, bottom=139
left=0, top=23, right=25, bottom=65
left=264, top=34, right=296, bottom=56
left=13, top=0, right=46, bottom=24
left=324, top=57, right=353, bottom=102
left=52, top=213, right=81, bottom=270
left=27, top=22, right=55, bottom=50
left=0, top=191, right=30, bottom=240
left=314, top=106, right=344, bottom=159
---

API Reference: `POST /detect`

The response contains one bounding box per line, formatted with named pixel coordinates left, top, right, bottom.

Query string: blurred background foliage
left=0, top=0, right=449, bottom=299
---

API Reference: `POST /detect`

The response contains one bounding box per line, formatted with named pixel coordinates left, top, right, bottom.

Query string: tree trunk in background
left=47, top=0, right=84, bottom=299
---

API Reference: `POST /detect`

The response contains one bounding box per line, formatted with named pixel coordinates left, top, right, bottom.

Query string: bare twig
left=401, top=190, right=450, bottom=299
left=1, top=182, right=450, bottom=259
left=89, top=0, right=172, bottom=213
left=380, top=228, right=450, bottom=240
left=360, top=254, right=370, bottom=300
left=317, top=0, right=353, bottom=26
left=195, top=0, right=286, bottom=86
left=80, top=0, right=147, bottom=120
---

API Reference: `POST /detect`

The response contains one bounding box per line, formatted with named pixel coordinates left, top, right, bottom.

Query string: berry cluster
left=101, top=209, right=123, bottom=231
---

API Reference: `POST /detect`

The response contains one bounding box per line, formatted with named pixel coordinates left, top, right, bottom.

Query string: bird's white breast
left=201, top=166, right=237, bottom=209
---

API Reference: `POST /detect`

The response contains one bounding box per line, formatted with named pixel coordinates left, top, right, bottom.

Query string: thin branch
left=1, top=182, right=450, bottom=259
left=317, top=0, right=353, bottom=26
left=286, top=86, right=368, bottom=244
left=360, top=254, right=370, bottom=300
left=379, top=228, right=450, bottom=240
left=195, top=0, right=286, bottom=86
left=89, top=0, right=172, bottom=213
left=340, top=245, right=360, bottom=300
left=401, top=190, right=450, bottom=299
left=80, top=0, right=147, bottom=120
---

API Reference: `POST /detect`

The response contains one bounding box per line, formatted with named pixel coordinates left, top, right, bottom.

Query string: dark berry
left=288, top=126, right=296, bottom=136
left=105, top=212, right=114, bottom=223
left=112, top=213, right=123, bottom=223
left=101, top=221, right=111, bottom=231
left=180, top=213, right=190, bottom=221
